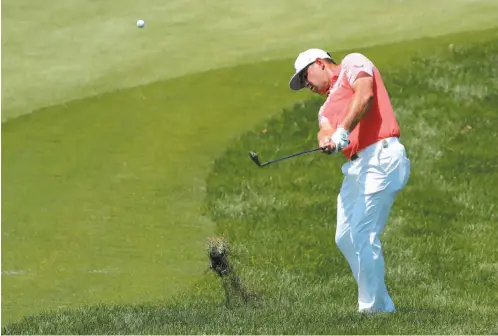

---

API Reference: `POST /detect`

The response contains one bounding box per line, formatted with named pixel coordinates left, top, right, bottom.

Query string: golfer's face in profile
left=301, top=60, right=329, bottom=95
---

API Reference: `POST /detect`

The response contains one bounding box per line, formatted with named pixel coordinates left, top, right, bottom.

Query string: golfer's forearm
left=317, top=125, right=334, bottom=146
left=341, top=94, right=373, bottom=132
left=317, top=127, right=333, bottom=140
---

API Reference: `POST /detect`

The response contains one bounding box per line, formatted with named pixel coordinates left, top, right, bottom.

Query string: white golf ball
left=137, top=19, right=145, bottom=28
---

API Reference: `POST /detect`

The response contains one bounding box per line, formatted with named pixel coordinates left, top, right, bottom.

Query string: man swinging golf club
left=289, top=49, right=411, bottom=313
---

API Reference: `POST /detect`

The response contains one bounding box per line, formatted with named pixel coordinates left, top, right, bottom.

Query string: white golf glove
left=330, top=127, right=350, bottom=152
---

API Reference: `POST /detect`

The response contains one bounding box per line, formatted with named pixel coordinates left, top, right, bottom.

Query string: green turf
left=3, top=35, right=498, bottom=334
left=2, top=0, right=498, bottom=121
left=2, top=28, right=497, bottom=326
left=2, top=0, right=498, bottom=329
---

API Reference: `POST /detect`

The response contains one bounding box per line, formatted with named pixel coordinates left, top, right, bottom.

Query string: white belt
left=351, top=137, right=400, bottom=160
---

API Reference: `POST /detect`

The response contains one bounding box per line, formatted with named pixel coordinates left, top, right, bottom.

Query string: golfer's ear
left=316, top=58, right=326, bottom=69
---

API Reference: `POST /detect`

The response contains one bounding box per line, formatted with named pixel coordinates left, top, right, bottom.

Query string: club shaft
left=262, top=147, right=325, bottom=166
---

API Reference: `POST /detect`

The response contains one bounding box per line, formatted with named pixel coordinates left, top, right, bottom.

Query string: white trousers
left=335, top=137, right=410, bottom=312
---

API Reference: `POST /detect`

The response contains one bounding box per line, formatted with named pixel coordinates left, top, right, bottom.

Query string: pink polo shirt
left=318, top=53, right=400, bottom=159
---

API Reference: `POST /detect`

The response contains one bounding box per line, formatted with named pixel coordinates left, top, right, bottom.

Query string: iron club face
left=249, top=152, right=262, bottom=167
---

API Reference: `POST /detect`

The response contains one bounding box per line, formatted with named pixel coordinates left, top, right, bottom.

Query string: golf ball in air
left=137, top=19, right=145, bottom=28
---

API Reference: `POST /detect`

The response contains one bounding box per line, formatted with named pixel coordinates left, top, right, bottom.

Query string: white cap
left=289, top=48, right=332, bottom=90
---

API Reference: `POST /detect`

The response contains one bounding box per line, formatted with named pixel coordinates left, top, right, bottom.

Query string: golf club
left=249, top=146, right=328, bottom=168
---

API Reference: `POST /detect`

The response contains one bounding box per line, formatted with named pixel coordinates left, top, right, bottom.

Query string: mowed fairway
left=3, top=0, right=498, bottom=121
left=2, top=0, right=498, bottom=329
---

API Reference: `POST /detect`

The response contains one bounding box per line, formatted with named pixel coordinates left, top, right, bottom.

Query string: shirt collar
left=325, top=65, right=342, bottom=97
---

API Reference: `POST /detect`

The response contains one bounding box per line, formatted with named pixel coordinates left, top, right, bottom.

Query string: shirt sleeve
left=342, top=53, right=375, bottom=86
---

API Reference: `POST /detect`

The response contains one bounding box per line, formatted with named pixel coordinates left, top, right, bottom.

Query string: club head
left=249, top=151, right=261, bottom=167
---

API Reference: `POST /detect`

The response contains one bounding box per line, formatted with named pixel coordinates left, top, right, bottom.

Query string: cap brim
left=289, top=71, right=306, bottom=91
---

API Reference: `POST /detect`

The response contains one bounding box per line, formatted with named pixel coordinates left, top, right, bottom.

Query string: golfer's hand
left=319, top=135, right=335, bottom=154
left=331, top=127, right=350, bottom=152
left=317, top=123, right=335, bottom=154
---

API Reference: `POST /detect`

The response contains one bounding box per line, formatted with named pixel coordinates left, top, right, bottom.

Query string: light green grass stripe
left=2, top=0, right=498, bottom=121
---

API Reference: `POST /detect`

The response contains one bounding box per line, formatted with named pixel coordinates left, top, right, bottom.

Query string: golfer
left=289, top=49, right=410, bottom=312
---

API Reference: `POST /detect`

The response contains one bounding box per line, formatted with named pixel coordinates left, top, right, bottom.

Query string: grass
left=3, top=0, right=498, bottom=121
left=2, top=0, right=498, bottom=330
left=3, top=33, right=498, bottom=334
left=2, top=27, right=497, bottom=326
